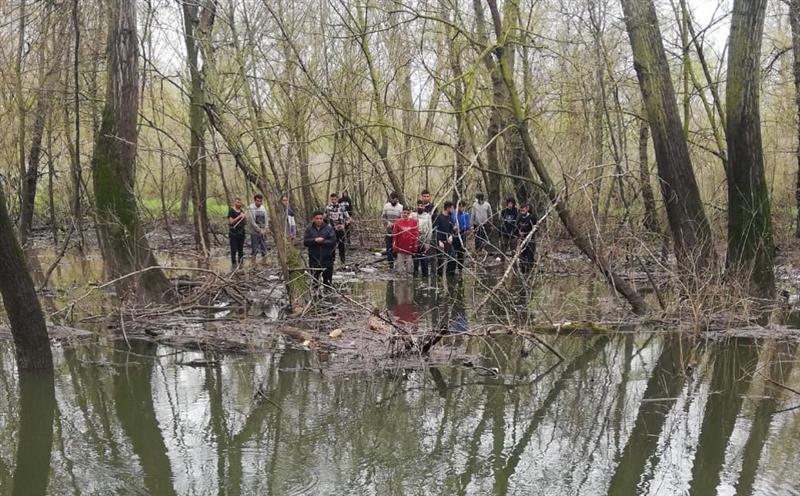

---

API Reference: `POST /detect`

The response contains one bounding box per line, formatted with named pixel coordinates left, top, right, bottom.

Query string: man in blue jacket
left=452, top=201, right=471, bottom=272
left=304, top=210, right=337, bottom=288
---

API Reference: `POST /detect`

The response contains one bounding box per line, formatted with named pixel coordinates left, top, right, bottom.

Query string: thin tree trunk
left=725, top=0, right=774, bottom=299
left=790, top=0, right=800, bottom=238
left=92, top=0, right=172, bottom=301
left=71, top=0, right=84, bottom=250
left=15, top=0, right=28, bottom=220
left=46, top=124, right=58, bottom=246
left=638, top=119, right=660, bottom=232
left=620, top=0, right=714, bottom=273
left=181, top=0, right=210, bottom=255
left=0, top=185, right=53, bottom=371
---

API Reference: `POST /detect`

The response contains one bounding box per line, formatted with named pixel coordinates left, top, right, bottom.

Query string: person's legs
left=230, top=235, right=238, bottom=268
left=345, top=224, right=352, bottom=247
left=322, top=262, right=334, bottom=286
left=421, top=249, right=430, bottom=277
left=413, top=248, right=420, bottom=276
left=336, top=229, right=346, bottom=264
left=385, top=234, right=394, bottom=267
left=474, top=226, right=484, bottom=251
left=454, top=237, right=465, bottom=271
left=250, top=234, right=263, bottom=257
left=309, top=259, right=322, bottom=289
left=399, top=253, right=412, bottom=275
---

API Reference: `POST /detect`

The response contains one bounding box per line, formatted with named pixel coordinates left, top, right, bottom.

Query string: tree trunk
left=181, top=0, right=210, bottom=255
left=790, top=0, right=800, bottom=238
left=0, top=186, right=53, bottom=371
left=638, top=119, right=660, bottom=232
left=620, top=0, right=714, bottom=273
left=92, top=0, right=172, bottom=301
left=71, top=0, right=84, bottom=250
left=725, top=0, right=774, bottom=299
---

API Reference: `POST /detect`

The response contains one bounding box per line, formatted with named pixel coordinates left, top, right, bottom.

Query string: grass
left=140, top=197, right=230, bottom=218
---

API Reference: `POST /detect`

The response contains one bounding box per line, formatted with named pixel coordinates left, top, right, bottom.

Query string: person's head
left=389, top=192, right=399, bottom=205
left=421, top=190, right=431, bottom=204
left=401, top=205, right=410, bottom=219
left=312, top=210, right=325, bottom=226
left=329, top=193, right=338, bottom=204
left=520, top=204, right=530, bottom=215
left=281, top=195, right=289, bottom=207
left=253, top=193, right=263, bottom=207
left=506, top=197, right=516, bottom=208
left=443, top=200, right=455, bottom=213
left=457, top=201, right=466, bottom=211
left=234, top=197, right=243, bottom=209
left=475, top=193, right=485, bottom=203
left=416, top=200, right=425, bottom=214
left=341, top=190, right=349, bottom=198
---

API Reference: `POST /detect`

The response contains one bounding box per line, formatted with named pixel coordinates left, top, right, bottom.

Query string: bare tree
left=91, top=0, right=172, bottom=300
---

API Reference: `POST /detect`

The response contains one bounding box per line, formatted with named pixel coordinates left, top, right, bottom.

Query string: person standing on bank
left=381, top=192, right=403, bottom=268
left=324, top=193, right=351, bottom=266
left=339, top=190, right=354, bottom=247
left=453, top=201, right=471, bottom=272
left=411, top=200, right=433, bottom=277
left=500, top=198, right=519, bottom=255
left=392, top=205, right=419, bottom=276
left=228, top=197, right=247, bottom=270
left=517, top=204, right=538, bottom=274
left=248, top=194, right=269, bottom=261
left=281, top=195, right=297, bottom=242
left=434, top=201, right=457, bottom=277
left=420, top=189, right=437, bottom=218
left=304, top=210, right=337, bottom=289
left=471, top=193, right=492, bottom=252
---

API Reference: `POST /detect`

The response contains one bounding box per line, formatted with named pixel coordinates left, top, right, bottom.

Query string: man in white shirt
left=248, top=193, right=269, bottom=259
left=381, top=192, right=403, bottom=268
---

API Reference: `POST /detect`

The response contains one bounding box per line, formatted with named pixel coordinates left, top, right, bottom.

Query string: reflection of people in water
left=386, top=280, right=419, bottom=326
left=447, top=278, right=468, bottom=334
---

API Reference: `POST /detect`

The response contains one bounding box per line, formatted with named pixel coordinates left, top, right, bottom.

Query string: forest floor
left=6, top=222, right=800, bottom=373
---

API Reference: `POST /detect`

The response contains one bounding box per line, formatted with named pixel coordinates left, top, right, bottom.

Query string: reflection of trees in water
left=2, top=334, right=800, bottom=494
left=113, top=340, right=176, bottom=496
left=11, top=370, right=55, bottom=496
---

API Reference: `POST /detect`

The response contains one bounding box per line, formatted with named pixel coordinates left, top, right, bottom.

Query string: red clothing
left=392, top=218, right=419, bottom=255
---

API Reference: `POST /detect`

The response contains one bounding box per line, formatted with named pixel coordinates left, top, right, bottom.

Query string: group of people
left=382, top=191, right=539, bottom=280
left=227, top=190, right=539, bottom=290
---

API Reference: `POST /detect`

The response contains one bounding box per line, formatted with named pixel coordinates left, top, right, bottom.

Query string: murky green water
left=2, top=251, right=800, bottom=494
left=1, top=332, right=799, bottom=495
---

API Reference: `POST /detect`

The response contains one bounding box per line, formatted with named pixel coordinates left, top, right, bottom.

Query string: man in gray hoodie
left=471, top=193, right=493, bottom=252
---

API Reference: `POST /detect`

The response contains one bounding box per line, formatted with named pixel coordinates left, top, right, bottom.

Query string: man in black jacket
left=517, top=204, right=537, bottom=274
left=304, top=211, right=337, bottom=288
left=434, top=201, right=457, bottom=277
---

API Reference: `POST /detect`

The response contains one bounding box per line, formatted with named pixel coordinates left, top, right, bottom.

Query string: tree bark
left=725, top=0, right=774, bottom=299
left=92, top=0, right=172, bottom=301
left=790, top=0, right=800, bottom=238
left=181, top=0, right=210, bottom=256
left=0, top=186, right=53, bottom=371
left=620, top=0, right=714, bottom=273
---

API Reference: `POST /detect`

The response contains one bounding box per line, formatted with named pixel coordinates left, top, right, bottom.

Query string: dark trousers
left=309, top=258, right=334, bottom=288
left=501, top=233, right=515, bottom=254
left=453, top=236, right=466, bottom=271
left=335, top=229, right=347, bottom=264
left=520, top=242, right=536, bottom=273
left=385, top=233, right=394, bottom=265
left=345, top=224, right=353, bottom=246
left=230, top=233, right=245, bottom=266
left=413, top=246, right=430, bottom=277
left=250, top=233, right=266, bottom=256
left=435, top=244, right=456, bottom=276
left=474, top=225, right=489, bottom=251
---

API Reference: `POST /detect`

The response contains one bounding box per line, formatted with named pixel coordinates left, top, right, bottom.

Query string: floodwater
left=1, top=252, right=800, bottom=495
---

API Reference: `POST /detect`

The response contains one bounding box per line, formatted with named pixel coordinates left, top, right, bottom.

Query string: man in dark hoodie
left=499, top=198, right=518, bottom=255
left=516, top=204, right=538, bottom=274
left=434, top=201, right=457, bottom=277
left=303, top=210, right=337, bottom=288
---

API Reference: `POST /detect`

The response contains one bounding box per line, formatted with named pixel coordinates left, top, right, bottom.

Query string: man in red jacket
left=392, top=206, right=419, bottom=276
